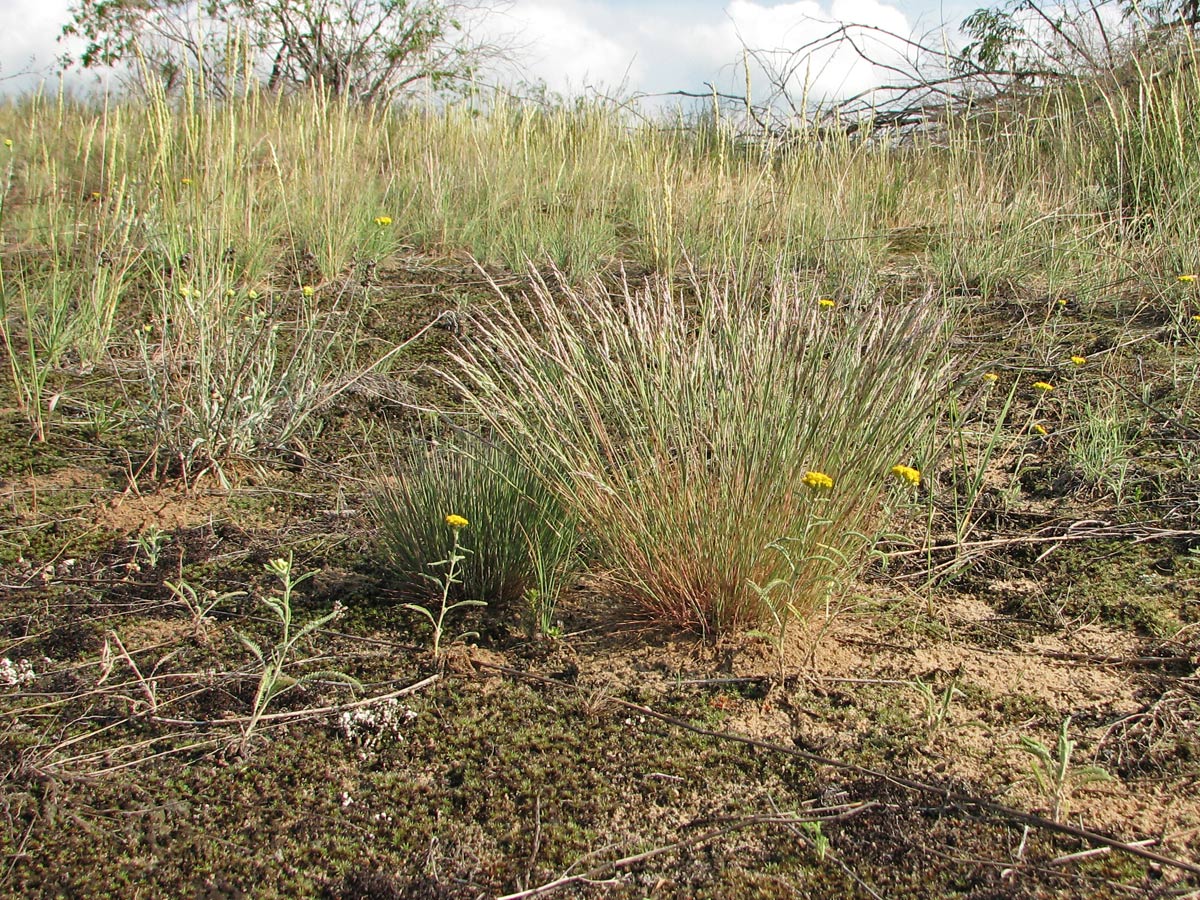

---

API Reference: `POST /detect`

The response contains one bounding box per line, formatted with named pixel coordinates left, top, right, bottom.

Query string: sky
left=0, top=0, right=982, bottom=102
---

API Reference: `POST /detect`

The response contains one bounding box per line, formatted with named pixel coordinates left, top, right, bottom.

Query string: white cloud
left=0, top=0, right=66, bottom=82
left=488, top=0, right=916, bottom=107
left=488, top=1, right=641, bottom=93
left=0, top=0, right=921, bottom=104
left=0, top=0, right=116, bottom=95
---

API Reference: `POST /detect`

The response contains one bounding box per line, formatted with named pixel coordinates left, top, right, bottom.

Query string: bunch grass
left=373, top=436, right=580, bottom=629
left=449, top=267, right=953, bottom=637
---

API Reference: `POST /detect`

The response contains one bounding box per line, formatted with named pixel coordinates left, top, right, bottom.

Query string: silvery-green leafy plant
left=236, top=554, right=360, bottom=754
left=1018, top=716, right=1112, bottom=821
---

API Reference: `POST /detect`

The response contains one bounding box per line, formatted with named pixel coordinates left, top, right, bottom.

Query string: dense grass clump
left=373, top=438, right=580, bottom=634
left=449, top=270, right=951, bottom=636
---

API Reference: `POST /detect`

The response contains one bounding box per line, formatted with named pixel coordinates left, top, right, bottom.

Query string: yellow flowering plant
left=802, top=470, right=834, bottom=489
left=402, top=514, right=484, bottom=658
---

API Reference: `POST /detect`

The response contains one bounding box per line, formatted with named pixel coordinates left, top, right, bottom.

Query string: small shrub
left=135, top=277, right=409, bottom=484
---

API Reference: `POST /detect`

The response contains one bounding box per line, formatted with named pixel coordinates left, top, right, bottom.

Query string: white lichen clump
left=1, top=657, right=36, bottom=687
left=338, top=698, right=416, bottom=749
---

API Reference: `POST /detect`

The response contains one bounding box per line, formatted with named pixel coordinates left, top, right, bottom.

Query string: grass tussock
left=373, top=437, right=580, bottom=634
left=448, top=269, right=952, bottom=636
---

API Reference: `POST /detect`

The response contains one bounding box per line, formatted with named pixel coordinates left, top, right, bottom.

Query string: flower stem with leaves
left=236, top=553, right=360, bottom=755
left=404, top=515, right=486, bottom=658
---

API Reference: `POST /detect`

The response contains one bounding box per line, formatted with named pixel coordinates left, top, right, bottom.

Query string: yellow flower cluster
left=1032, top=423, right=1049, bottom=435
left=1178, top=274, right=1197, bottom=283
left=1070, top=355, right=1086, bottom=366
left=982, top=372, right=999, bottom=384
left=1032, top=381, right=1054, bottom=392
left=445, top=514, right=469, bottom=529
left=302, top=284, right=315, bottom=297
left=375, top=215, right=393, bottom=227
left=802, top=471, right=833, bottom=490
left=891, top=464, right=921, bottom=486
left=818, top=298, right=836, bottom=309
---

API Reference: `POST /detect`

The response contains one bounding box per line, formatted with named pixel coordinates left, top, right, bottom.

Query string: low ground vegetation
left=1, top=30, right=1200, bottom=898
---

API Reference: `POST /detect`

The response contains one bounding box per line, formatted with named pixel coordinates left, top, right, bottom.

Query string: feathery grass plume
left=373, top=436, right=579, bottom=619
left=447, top=266, right=953, bottom=637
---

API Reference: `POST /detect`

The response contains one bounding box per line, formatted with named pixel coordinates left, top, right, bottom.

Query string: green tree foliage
left=959, top=0, right=1198, bottom=75
left=61, top=0, right=501, bottom=100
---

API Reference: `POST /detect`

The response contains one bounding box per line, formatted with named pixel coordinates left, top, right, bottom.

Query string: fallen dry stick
left=473, top=661, right=1200, bottom=881
left=496, top=805, right=877, bottom=900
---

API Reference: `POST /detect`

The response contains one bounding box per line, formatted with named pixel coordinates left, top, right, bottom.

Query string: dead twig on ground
left=474, top=661, right=1200, bottom=880
left=881, top=519, right=1200, bottom=581
left=496, top=805, right=877, bottom=900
